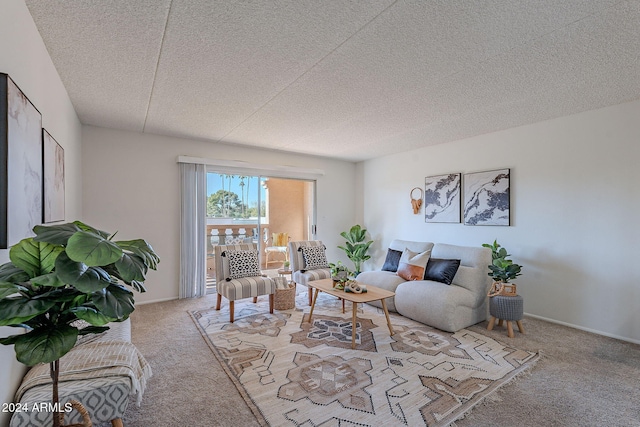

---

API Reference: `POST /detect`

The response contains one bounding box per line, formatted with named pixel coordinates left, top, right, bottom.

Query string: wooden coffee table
left=305, top=278, right=395, bottom=349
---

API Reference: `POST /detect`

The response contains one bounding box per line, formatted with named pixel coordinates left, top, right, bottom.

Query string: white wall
left=81, top=125, right=357, bottom=304
left=0, top=1, right=83, bottom=423
left=360, top=99, right=640, bottom=344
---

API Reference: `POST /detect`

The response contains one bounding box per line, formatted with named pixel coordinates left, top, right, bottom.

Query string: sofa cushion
left=356, top=270, right=406, bottom=312
left=424, top=258, right=461, bottom=285
left=389, top=239, right=434, bottom=254
left=381, top=248, right=402, bottom=272
left=299, top=245, right=329, bottom=270
left=397, top=248, right=431, bottom=281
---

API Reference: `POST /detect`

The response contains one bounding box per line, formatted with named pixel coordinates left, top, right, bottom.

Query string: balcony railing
left=206, top=222, right=272, bottom=283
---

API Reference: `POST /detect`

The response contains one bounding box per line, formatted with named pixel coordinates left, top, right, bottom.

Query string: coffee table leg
left=352, top=302, right=357, bottom=349
left=381, top=299, right=394, bottom=336
left=307, top=288, right=320, bottom=323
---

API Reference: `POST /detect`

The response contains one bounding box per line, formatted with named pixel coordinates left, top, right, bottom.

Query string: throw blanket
left=16, top=340, right=152, bottom=405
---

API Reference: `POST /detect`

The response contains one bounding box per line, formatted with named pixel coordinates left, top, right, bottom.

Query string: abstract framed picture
left=424, top=173, right=461, bottom=223
left=0, top=73, right=43, bottom=248
left=463, top=168, right=510, bottom=226
left=43, top=129, right=65, bottom=223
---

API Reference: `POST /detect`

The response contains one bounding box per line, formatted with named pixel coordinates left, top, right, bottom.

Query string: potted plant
left=329, top=261, right=351, bottom=289
left=337, top=224, right=373, bottom=276
left=0, top=221, right=159, bottom=427
left=482, top=240, right=522, bottom=296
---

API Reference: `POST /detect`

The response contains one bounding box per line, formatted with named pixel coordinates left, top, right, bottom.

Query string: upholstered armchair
left=214, top=243, right=275, bottom=322
left=288, top=240, right=332, bottom=305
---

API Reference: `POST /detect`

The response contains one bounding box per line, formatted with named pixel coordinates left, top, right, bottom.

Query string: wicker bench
left=10, top=319, right=151, bottom=427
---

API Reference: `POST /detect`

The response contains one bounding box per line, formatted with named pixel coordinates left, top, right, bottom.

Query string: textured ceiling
left=25, top=0, right=640, bottom=162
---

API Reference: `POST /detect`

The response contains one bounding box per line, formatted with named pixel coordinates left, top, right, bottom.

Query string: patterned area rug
left=191, top=291, right=539, bottom=426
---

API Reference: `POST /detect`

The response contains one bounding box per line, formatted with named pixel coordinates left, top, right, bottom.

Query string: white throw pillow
left=397, top=248, right=431, bottom=281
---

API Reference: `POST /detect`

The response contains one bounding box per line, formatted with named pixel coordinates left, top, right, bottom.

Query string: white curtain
left=179, top=162, right=207, bottom=298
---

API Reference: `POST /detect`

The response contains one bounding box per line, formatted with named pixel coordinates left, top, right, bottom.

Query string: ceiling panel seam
left=143, top=0, right=174, bottom=133
left=216, top=0, right=400, bottom=144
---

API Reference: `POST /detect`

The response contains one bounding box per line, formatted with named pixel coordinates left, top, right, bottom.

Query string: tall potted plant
left=482, top=240, right=522, bottom=295
left=338, top=224, right=373, bottom=276
left=0, top=221, right=159, bottom=427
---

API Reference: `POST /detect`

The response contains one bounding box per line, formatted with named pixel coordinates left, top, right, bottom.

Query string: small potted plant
left=337, top=224, right=373, bottom=276
left=329, top=261, right=351, bottom=290
left=482, top=240, right=522, bottom=296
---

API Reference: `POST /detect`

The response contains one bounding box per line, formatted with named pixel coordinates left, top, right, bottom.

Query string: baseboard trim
left=525, top=312, right=640, bottom=345
left=136, top=296, right=178, bottom=305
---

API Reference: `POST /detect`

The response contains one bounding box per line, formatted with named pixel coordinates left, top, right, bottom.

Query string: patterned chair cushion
left=299, top=245, right=329, bottom=270
left=224, top=249, right=261, bottom=280
left=217, top=276, right=276, bottom=300
left=292, top=268, right=332, bottom=286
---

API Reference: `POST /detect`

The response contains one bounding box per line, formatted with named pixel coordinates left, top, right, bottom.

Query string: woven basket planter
left=274, top=284, right=296, bottom=310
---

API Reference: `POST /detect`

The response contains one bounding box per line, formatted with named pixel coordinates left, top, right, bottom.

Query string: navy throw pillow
left=424, top=258, right=461, bottom=285
left=381, top=248, right=402, bottom=272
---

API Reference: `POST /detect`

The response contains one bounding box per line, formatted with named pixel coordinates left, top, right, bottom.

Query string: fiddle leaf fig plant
left=338, top=224, right=373, bottom=275
left=0, top=221, right=159, bottom=427
left=482, top=240, right=522, bottom=283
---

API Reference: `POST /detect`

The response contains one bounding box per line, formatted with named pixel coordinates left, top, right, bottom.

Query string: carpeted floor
left=120, top=286, right=640, bottom=427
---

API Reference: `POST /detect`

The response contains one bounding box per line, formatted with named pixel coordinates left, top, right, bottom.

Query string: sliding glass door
left=205, top=171, right=316, bottom=287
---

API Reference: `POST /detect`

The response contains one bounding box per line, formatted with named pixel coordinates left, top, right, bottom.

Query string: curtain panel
left=179, top=162, right=207, bottom=298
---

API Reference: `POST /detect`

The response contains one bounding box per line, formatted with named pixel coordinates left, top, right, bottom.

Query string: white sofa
left=357, top=240, right=492, bottom=332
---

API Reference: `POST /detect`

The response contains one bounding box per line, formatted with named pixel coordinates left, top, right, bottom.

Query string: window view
left=206, top=174, right=265, bottom=221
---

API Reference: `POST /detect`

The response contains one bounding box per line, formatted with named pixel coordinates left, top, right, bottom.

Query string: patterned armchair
left=288, top=240, right=332, bottom=305
left=214, top=243, right=275, bottom=322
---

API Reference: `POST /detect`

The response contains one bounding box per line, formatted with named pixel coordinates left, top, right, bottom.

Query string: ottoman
left=487, top=295, right=525, bottom=338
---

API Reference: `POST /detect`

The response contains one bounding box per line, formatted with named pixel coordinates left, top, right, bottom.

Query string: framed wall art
left=43, top=128, right=65, bottom=223
left=0, top=73, right=43, bottom=248
left=424, top=173, right=461, bottom=223
left=463, top=168, right=510, bottom=226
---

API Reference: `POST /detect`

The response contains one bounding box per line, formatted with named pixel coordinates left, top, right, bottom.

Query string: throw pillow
left=300, top=245, right=329, bottom=270
left=397, top=248, right=431, bottom=281
left=424, top=258, right=461, bottom=285
left=381, top=248, right=402, bottom=272
left=272, top=232, right=288, bottom=247
left=224, top=249, right=261, bottom=280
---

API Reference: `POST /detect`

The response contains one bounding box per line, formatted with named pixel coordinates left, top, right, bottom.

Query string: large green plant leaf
left=66, top=231, right=123, bottom=267
left=0, top=283, right=28, bottom=299
left=55, top=253, right=112, bottom=293
left=72, top=220, right=111, bottom=239
left=115, top=253, right=147, bottom=282
left=32, top=287, right=82, bottom=303
left=13, top=324, right=78, bottom=366
left=30, top=272, right=65, bottom=288
left=0, top=297, right=55, bottom=326
left=33, top=222, right=82, bottom=245
left=0, top=263, right=29, bottom=283
left=70, top=306, right=115, bottom=326
left=115, top=239, right=160, bottom=270
left=90, top=284, right=134, bottom=319
left=9, top=239, right=63, bottom=278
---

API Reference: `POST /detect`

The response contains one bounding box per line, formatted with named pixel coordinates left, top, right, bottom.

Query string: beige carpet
left=191, top=292, right=539, bottom=426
